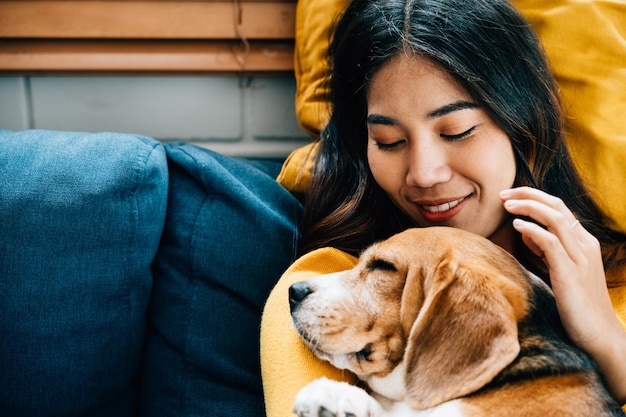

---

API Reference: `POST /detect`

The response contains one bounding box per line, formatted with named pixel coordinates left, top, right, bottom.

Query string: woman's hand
left=500, top=186, right=626, bottom=404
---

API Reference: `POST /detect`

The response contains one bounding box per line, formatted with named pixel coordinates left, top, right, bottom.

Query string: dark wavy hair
left=300, top=0, right=626, bottom=284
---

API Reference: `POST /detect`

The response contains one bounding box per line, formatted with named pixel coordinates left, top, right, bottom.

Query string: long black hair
left=300, top=0, right=626, bottom=284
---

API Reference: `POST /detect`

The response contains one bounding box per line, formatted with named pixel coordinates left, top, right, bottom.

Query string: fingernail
left=499, top=189, right=512, bottom=198
left=504, top=200, right=517, bottom=209
left=512, top=218, right=526, bottom=228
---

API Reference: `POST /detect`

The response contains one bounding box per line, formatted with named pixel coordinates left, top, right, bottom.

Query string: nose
left=406, top=140, right=451, bottom=188
left=289, top=281, right=313, bottom=312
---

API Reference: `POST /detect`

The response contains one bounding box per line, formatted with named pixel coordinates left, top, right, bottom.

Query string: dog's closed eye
left=367, top=258, right=396, bottom=272
left=355, top=344, right=373, bottom=362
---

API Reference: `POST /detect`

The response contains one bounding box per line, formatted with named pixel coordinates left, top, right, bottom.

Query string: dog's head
left=289, top=227, right=532, bottom=409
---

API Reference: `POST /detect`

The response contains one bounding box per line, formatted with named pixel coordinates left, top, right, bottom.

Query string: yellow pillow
left=515, top=0, right=626, bottom=233
left=284, top=0, right=626, bottom=234
left=293, top=0, right=350, bottom=139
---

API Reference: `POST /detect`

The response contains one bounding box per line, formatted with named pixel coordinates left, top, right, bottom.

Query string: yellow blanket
left=261, top=248, right=358, bottom=417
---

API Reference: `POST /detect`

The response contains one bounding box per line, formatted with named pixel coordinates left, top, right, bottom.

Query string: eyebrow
left=366, top=100, right=479, bottom=125
left=427, top=100, right=479, bottom=118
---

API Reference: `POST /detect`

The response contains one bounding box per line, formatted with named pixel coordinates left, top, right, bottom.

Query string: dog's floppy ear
left=401, top=257, right=525, bottom=409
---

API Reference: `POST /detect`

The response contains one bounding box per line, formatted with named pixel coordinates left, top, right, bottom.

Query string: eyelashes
left=440, top=125, right=476, bottom=141
left=374, top=140, right=405, bottom=151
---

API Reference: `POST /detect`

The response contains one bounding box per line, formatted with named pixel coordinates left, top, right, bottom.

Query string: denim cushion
left=0, top=130, right=168, bottom=417
left=141, top=143, right=301, bottom=417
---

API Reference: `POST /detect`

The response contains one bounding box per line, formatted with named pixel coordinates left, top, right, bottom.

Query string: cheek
left=470, top=131, right=516, bottom=189
left=488, top=140, right=516, bottom=188
left=367, top=145, right=404, bottom=194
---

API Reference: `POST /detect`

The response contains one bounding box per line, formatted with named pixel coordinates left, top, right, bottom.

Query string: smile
left=420, top=197, right=466, bottom=213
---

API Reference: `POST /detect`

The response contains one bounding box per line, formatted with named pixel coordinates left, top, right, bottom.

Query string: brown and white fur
left=289, top=227, right=624, bottom=417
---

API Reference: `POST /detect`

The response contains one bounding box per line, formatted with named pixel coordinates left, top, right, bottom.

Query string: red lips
left=416, top=196, right=468, bottom=223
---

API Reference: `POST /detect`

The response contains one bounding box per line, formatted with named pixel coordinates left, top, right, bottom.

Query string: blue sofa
left=0, top=129, right=302, bottom=416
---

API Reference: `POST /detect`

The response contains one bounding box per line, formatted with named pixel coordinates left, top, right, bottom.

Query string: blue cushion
left=0, top=130, right=168, bottom=417
left=140, top=143, right=302, bottom=417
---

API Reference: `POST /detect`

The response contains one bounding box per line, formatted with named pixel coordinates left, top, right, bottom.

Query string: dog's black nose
left=289, top=281, right=313, bottom=312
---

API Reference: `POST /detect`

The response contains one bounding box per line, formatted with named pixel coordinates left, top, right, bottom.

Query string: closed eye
left=374, top=140, right=405, bottom=151
left=367, top=258, right=397, bottom=272
left=355, top=344, right=373, bottom=362
left=440, top=126, right=476, bottom=141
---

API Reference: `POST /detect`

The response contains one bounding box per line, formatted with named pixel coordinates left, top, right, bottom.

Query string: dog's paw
left=293, top=377, right=383, bottom=417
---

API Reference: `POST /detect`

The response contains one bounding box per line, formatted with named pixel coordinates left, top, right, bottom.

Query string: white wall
left=0, top=75, right=310, bottom=158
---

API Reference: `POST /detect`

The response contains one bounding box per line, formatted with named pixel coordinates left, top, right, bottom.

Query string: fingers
left=511, top=217, right=577, bottom=278
left=500, top=187, right=593, bottom=247
left=500, top=186, right=576, bottom=234
left=499, top=187, right=596, bottom=264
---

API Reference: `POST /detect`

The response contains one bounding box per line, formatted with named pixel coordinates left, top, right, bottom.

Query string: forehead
left=367, top=54, right=472, bottom=117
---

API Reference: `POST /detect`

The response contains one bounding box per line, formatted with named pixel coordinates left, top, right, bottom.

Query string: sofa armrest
left=0, top=129, right=168, bottom=416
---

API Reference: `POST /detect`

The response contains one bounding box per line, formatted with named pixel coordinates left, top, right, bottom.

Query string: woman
left=261, top=0, right=626, bottom=414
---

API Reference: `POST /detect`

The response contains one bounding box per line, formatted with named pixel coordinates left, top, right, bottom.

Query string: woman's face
left=367, top=54, right=516, bottom=243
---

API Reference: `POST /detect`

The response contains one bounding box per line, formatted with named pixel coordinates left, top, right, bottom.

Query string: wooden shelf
left=0, top=1, right=296, bottom=74
left=0, top=39, right=294, bottom=74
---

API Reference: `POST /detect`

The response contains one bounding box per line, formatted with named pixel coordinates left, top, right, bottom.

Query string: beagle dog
left=289, top=227, right=625, bottom=417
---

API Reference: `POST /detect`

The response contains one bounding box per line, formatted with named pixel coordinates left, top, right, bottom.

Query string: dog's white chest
left=293, top=377, right=466, bottom=417
left=364, top=362, right=406, bottom=401
left=367, top=365, right=465, bottom=417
